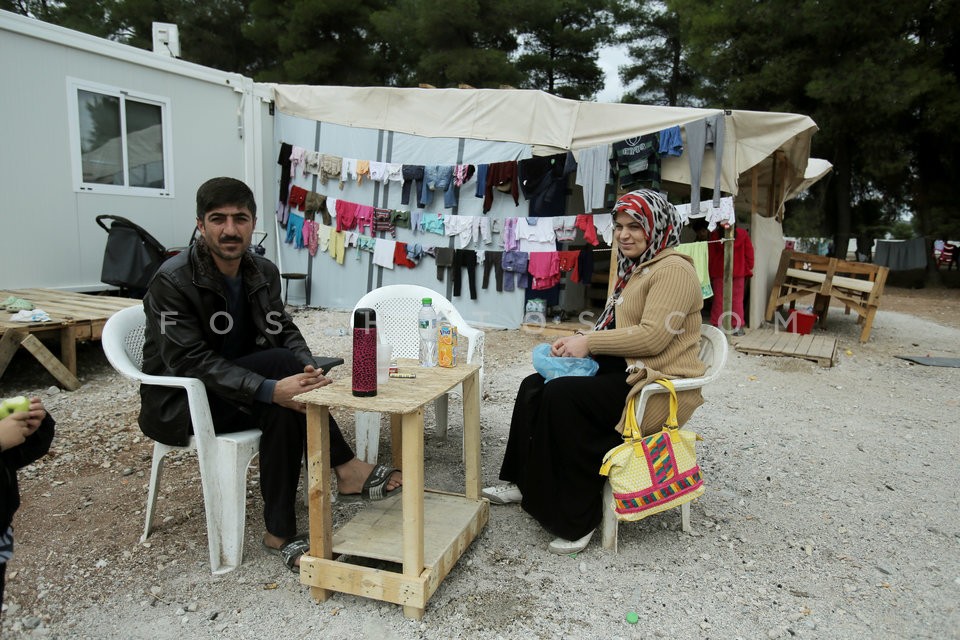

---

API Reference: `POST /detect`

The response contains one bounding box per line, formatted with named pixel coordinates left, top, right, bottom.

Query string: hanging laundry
left=452, top=249, right=478, bottom=300
left=528, top=252, right=561, bottom=290
left=516, top=217, right=557, bottom=253
left=574, top=144, right=611, bottom=212
left=277, top=142, right=293, bottom=216
left=658, top=126, right=683, bottom=157
left=290, top=146, right=307, bottom=177
left=372, top=210, right=396, bottom=238
left=557, top=250, right=580, bottom=283
left=435, top=247, right=455, bottom=282
left=518, top=152, right=576, bottom=217
left=474, top=164, right=489, bottom=199
left=394, top=241, right=417, bottom=268
left=482, top=250, right=504, bottom=291
left=501, top=250, right=529, bottom=291
left=483, top=161, right=520, bottom=213
left=685, top=113, right=726, bottom=213
left=304, top=150, right=321, bottom=176
left=454, top=164, right=475, bottom=187
left=340, top=158, right=358, bottom=188
left=368, top=161, right=388, bottom=183
left=287, top=185, right=308, bottom=212
left=421, top=165, right=457, bottom=209
left=327, top=230, right=346, bottom=264
left=401, top=165, right=425, bottom=207
left=552, top=216, right=578, bottom=243
left=286, top=212, right=305, bottom=248
left=320, top=154, right=342, bottom=185
left=674, top=241, right=713, bottom=299
left=612, top=134, right=661, bottom=190
left=574, top=214, right=599, bottom=246
left=372, top=238, right=396, bottom=269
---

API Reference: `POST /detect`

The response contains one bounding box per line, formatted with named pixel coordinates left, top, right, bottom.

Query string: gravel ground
left=1, top=287, right=958, bottom=639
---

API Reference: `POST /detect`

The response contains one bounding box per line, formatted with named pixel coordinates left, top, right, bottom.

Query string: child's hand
left=0, top=413, right=30, bottom=451
left=26, top=396, right=46, bottom=433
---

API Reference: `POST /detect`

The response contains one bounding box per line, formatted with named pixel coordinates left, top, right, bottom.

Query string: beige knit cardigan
left=585, top=249, right=707, bottom=435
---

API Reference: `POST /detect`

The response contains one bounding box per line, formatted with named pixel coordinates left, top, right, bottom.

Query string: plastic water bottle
left=417, top=298, right=438, bottom=367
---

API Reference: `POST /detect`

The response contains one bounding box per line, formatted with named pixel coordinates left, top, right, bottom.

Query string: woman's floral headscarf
left=594, top=189, right=683, bottom=331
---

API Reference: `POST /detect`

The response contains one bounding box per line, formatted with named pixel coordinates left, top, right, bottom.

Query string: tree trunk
left=832, top=139, right=852, bottom=260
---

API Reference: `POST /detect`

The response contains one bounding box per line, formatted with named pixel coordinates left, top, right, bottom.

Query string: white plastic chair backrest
left=102, top=305, right=147, bottom=376
left=697, top=324, right=729, bottom=383
left=352, top=285, right=469, bottom=361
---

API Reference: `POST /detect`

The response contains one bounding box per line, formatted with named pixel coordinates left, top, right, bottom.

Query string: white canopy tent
left=271, top=85, right=828, bottom=328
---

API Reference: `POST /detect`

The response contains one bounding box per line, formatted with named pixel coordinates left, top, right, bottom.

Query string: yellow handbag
left=599, top=379, right=704, bottom=522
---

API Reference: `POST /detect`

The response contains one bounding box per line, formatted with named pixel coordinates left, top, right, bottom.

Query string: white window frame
left=66, top=77, right=175, bottom=197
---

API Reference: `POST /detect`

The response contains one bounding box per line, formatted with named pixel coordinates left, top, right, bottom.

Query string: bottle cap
left=353, top=307, right=377, bottom=330
left=422, top=297, right=432, bottom=305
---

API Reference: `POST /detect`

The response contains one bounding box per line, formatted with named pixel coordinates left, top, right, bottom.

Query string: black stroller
left=95, top=215, right=169, bottom=298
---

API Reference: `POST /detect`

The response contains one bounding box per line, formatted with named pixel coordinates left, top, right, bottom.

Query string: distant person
left=140, top=177, right=401, bottom=573
left=1, top=397, right=55, bottom=612
left=482, top=190, right=706, bottom=555
left=708, top=222, right=754, bottom=334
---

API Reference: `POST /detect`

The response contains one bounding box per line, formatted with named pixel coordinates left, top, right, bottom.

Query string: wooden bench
left=0, top=289, right=142, bottom=389
left=765, top=250, right=888, bottom=343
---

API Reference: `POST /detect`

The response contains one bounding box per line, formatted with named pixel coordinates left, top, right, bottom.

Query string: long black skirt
left=498, top=355, right=630, bottom=541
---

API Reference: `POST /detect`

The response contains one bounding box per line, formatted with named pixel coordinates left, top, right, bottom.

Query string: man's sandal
left=262, top=534, right=309, bottom=573
left=337, top=463, right=401, bottom=503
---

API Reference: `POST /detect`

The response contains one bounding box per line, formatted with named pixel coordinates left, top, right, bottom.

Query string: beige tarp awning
left=271, top=85, right=820, bottom=210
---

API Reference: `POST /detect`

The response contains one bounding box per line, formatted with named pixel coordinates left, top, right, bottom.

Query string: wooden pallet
left=734, top=328, right=837, bottom=367
left=0, top=289, right=141, bottom=389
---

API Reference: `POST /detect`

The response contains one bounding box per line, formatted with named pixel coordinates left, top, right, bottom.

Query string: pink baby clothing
left=335, top=199, right=360, bottom=232
left=502, top=217, right=519, bottom=251
left=289, top=146, right=307, bottom=176
left=355, top=205, right=375, bottom=235
left=527, top=252, right=561, bottom=290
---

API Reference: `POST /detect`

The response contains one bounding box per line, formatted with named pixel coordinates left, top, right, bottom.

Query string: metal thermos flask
left=352, top=308, right=377, bottom=397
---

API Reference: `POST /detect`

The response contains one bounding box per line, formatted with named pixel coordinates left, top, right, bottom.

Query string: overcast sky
left=596, top=44, right=630, bottom=103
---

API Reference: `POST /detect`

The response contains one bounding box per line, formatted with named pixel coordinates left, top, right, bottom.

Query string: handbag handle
left=622, top=378, right=679, bottom=440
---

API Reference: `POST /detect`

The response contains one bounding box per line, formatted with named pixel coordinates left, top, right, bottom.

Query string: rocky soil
left=1, top=286, right=958, bottom=639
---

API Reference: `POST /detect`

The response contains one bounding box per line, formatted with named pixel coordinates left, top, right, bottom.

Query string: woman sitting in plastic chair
left=483, top=189, right=707, bottom=554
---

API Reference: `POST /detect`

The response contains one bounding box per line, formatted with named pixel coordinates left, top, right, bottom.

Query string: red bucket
left=788, top=309, right=817, bottom=334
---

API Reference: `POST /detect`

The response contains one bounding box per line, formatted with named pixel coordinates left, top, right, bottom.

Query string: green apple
left=0, top=395, right=30, bottom=418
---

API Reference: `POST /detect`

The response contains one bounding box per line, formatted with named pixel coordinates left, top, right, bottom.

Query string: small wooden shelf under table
left=294, top=359, right=486, bottom=620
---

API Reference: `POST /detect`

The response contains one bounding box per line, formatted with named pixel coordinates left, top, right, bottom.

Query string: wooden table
left=0, top=288, right=142, bottom=390
left=295, top=359, right=486, bottom=620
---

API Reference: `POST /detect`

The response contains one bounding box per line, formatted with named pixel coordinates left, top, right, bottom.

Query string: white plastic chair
left=102, top=304, right=261, bottom=575
left=350, top=284, right=485, bottom=463
left=600, top=324, right=729, bottom=552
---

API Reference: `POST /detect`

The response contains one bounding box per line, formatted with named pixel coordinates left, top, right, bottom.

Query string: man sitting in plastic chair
left=139, top=177, right=401, bottom=573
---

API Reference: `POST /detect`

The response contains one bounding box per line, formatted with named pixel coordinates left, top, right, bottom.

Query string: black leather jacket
left=139, top=241, right=315, bottom=447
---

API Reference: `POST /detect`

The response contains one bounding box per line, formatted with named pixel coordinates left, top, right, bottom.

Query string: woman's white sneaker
left=482, top=483, right=522, bottom=505
left=548, top=529, right=595, bottom=555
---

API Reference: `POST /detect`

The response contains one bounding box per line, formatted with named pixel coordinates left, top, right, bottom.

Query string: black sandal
left=337, top=464, right=401, bottom=502
left=278, top=537, right=310, bottom=573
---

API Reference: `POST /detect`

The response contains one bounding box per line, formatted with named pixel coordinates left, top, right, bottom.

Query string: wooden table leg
left=401, top=407, right=424, bottom=620
left=0, top=330, right=25, bottom=379
left=305, top=404, right=332, bottom=603
left=462, top=369, right=481, bottom=501
left=390, top=413, right=402, bottom=470
left=60, top=323, right=77, bottom=376
left=1, top=329, right=81, bottom=391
